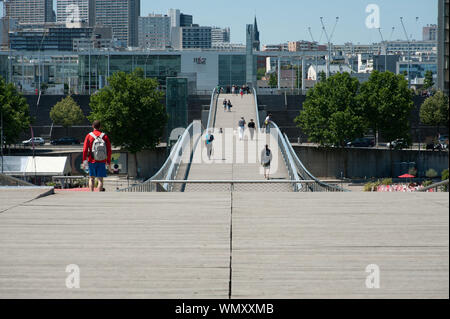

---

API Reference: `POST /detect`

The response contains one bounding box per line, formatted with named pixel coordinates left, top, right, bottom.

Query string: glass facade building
left=218, top=55, right=246, bottom=87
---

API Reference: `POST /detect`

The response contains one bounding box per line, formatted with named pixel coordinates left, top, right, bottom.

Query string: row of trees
left=295, top=71, right=415, bottom=147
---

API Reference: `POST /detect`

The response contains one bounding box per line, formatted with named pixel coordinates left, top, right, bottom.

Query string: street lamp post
left=320, top=17, right=339, bottom=79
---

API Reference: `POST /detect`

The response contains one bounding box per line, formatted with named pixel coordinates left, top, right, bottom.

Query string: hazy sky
left=140, top=0, right=438, bottom=45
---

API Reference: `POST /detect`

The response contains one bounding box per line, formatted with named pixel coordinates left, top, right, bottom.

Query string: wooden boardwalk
left=0, top=189, right=448, bottom=298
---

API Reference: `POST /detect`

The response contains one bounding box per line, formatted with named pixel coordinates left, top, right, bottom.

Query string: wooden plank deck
left=0, top=189, right=448, bottom=298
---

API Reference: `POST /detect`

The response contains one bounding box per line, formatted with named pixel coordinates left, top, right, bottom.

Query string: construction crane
left=320, top=16, right=339, bottom=78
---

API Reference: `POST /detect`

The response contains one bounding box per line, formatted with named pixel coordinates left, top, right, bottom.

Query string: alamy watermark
left=365, top=4, right=380, bottom=29
left=365, top=264, right=380, bottom=289
left=65, top=264, right=80, bottom=289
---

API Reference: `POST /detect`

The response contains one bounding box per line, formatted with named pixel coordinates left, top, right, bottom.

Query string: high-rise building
left=138, top=14, right=171, bottom=49
left=180, top=14, right=193, bottom=27
left=92, top=0, right=140, bottom=47
left=423, top=24, right=438, bottom=41
left=4, top=0, right=54, bottom=24
left=56, top=0, right=94, bottom=24
left=180, top=25, right=212, bottom=49
left=211, top=27, right=230, bottom=44
left=437, top=0, right=449, bottom=95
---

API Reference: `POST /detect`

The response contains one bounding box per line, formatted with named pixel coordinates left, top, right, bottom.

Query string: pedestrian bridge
left=119, top=89, right=344, bottom=193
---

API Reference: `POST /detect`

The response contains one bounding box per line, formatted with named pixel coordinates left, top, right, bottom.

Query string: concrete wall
left=294, top=145, right=449, bottom=179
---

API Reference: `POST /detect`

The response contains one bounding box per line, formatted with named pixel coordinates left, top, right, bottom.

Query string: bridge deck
left=0, top=189, right=448, bottom=298
left=181, top=94, right=290, bottom=191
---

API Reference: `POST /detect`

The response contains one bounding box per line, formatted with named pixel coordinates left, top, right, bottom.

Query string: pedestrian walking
left=231, top=85, right=235, bottom=95
left=240, top=88, right=244, bottom=98
left=205, top=130, right=214, bottom=160
left=248, top=119, right=256, bottom=140
left=263, top=113, right=272, bottom=133
left=238, top=117, right=246, bottom=140
left=223, top=99, right=227, bottom=111
left=227, top=99, right=232, bottom=112
left=82, top=120, right=112, bottom=192
left=260, top=144, right=272, bottom=180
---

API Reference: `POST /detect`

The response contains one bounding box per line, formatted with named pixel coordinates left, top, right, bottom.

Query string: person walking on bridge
left=261, top=144, right=272, bottom=180
left=248, top=119, right=256, bottom=140
left=238, top=117, right=246, bottom=141
left=82, top=120, right=112, bottom=192
left=205, top=130, right=214, bottom=160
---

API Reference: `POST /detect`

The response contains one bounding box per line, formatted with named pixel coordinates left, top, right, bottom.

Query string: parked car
left=22, top=137, right=45, bottom=146
left=387, top=138, right=409, bottom=150
left=50, top=137, right=80, bottom=145
left=438, top=135, right=449, bottom=149
left=346, top=137, right=375, bottom=148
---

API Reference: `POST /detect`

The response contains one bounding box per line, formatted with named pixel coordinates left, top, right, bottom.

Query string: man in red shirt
left=82, top=120, right=112, bottom=192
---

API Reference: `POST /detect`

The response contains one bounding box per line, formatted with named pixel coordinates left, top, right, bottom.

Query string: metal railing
left=206, top=88, right=219, bottom=132
left=417, top=179, right=449, bottom=192
left=118, top=121, right=203, bottom=192
left=137, top=180, right=343, bottom=192
left=266, top=121, right=302, bottom=191
left=252, top=87, right=261, bottom=129
left=253, top=89, right=346, bottom=192
left=284, top=133, right=348, bottom=192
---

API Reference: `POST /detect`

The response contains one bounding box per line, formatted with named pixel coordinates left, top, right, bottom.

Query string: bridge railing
left=118, top=121, right=203, bottom=192
left=417, top=179, right=449, bottom=192
left=206, top=88, right=218, bottom=132
left=252, top=87, right=261, bottom=129
left=266, top=121, right=303, bottom=192
left=139, top=180, right=343, bottom=192
left=253, top=89, right=346, bottom=192
left=283, top=132, right=348, bottom=192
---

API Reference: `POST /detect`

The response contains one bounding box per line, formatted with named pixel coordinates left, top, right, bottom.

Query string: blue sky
left=2, top=0, right=437, bottom=45
left=140, top=0, right=438, bottom=45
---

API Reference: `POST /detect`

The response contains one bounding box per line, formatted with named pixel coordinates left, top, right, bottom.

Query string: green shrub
left=422, top=180, right=433, bottom=187
left=408, top=167, right=417, bottom=177
left=381, top=178, right=393, bottom=185
left=45, top=181, right=56, bottom=187
left=425, top=168, right=438, bottom=179
left=442, top=169, right=449, bottom=181
left=363, top=180, right=382, bottom=192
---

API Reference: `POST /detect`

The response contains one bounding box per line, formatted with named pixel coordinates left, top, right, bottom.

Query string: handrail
left=283, top=132, right=348, bottom=192
left=417, top=179, right=449, bottom=192
left=117, top=121, right=203, bottom=192
left=266, top=121, right=302, bottom=191
left=252, top=87, right=261, bottom=129
left=206, top=88, right=218, bottom=132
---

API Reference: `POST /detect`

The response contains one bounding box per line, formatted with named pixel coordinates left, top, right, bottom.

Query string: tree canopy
left=423, top=70, right=434, bottom=90
left=358, top=70, right=414, bottom=143
left=50, top=96, right=85, bottom=128
left=268, top=73, right=277, bottom=88
left=88, top=68, right=167, bottom=153
left=0, top=77, right=30, bottom=145
left=420, top=90, right=449, bottom=132
left=295, top=72, right=365, bottom=147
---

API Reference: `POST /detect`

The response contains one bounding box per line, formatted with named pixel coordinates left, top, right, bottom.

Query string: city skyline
left=139, top=0, right=438, bottom=45
left=0, top=0, right=439, bottom=45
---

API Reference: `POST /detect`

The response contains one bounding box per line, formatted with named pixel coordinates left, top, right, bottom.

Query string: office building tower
left=211, top=27, right=230, bottom=44
left=56, top=0, right=94, bottom=24
left=92, top=0, right=140, bottom=47
left=138, top=14, right=171, bottom=49
left=423, top=24, right=438, bottom=41
left=4, top=0, right=54, bottom=24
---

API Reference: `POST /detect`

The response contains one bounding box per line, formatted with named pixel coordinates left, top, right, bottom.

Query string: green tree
left=318, top=71, right=327, bottom=82
left=420, top=91, right=449, bottom=136
left=0, top=77, right=30, bottom=145
left=295, top=72, right=365, bottom=147
left=268, top=73, right=277, bottom=88
left=358, top=71, right=414, bottom=144
left=50, top=96, right=85, bottom=134
left=423, top=70, right=434, bottom=90
left=88, top=68, right=167, bottom=174
left=257, top=68, right=266, bottom=80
